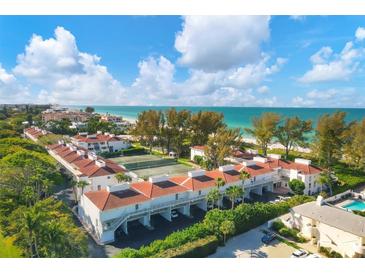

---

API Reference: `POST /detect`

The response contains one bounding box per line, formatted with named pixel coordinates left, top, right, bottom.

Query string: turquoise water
left=69, top=105, right=365, bottom=130
left=343, top=200, right=365, bottom=211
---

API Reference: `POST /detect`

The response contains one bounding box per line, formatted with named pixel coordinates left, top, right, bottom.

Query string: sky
left=0, top=15, right=365, bottom=107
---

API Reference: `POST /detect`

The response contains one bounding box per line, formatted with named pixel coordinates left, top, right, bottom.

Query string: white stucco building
left=24, top=126, right=49, bottom=142
left=190, top=146, right=207, bottom=161
left=71, top=132, right=131, bottom=153
left=47, top=141, right=127, bottom=199
left=289, top=196, right=365, bottom=258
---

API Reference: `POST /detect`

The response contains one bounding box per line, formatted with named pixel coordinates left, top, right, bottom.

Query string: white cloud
left=0, top=64, right=30, bottom=103
left=13, top=26, right=126, bottom=105
left=292, top=88, right=360, bottom=107
left=355, top=27, right=365, bottom=41
left=298, top=41, right=362, bottom=83
left=257, top=85, right=269, bottom=94
left=175, top=16, right=270, bottom=72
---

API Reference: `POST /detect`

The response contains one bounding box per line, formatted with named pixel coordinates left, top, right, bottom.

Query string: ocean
left=69, top=105, right=365, bottom=130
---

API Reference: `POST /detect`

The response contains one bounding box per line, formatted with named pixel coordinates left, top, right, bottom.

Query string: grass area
left=177, top=157, right=194, bottom=167
left=332, top=162, right=365, bottom=193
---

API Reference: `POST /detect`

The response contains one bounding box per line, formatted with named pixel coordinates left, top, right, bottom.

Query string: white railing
left=103, top=196, right=206, bottom=232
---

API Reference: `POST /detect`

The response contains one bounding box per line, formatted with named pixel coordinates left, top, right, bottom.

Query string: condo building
left=42, top=108, right=91, bottom=122
left=77, top=154, right=322, bottom=244
left=71, top=132, right=131, bottom=153
left=24, top=126, right=49, bottom=142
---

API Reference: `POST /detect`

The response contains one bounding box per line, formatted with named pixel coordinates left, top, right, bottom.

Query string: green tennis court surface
left=111, top=154, right=194, bottom=178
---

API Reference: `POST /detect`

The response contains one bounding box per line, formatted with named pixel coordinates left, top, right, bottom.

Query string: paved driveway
left=209, top=224, right=297, bottom=258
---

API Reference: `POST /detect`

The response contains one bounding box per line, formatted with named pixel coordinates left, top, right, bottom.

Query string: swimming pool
left=342, top=200, right=365, bottom=211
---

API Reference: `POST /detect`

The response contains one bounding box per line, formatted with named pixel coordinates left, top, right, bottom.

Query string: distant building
left=190, top=146, right=207, bottom=161
left=100, top=114, right=123, bottom=123
left=24, top=126, right=49, bottom=142
left=42, top=108, right=91, bottom=122
left=289, top=196, right=365, bottom=258
left=71, top=132, right=131, bottom=153
left=47, top=142, right=127, bottom=198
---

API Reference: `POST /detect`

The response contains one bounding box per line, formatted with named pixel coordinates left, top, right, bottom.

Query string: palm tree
left=115, top=172, right=132, bottom=183
left=215, top=177, right=225, bottom=208
left=206, top=188, right=220, bottom=209
left=21, top=208, right=44, bottom=258
left=220, top=220, right=235, bottom=244
left=239, top=170, right=251, bottom=181
left=225, top=185, right=244, bottom=209
left=75, top=180, right=89, bottom=202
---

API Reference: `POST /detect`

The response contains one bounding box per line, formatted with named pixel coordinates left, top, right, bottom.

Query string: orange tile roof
left=131, top=179, right=188, bottom=198
left=191, top=145, right=207, bottom=151
left=261, top=158, right=322, bottom=175
left=85, top=189, right=150, bottom=211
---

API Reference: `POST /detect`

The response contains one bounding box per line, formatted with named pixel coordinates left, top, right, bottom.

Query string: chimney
left=268, top=153, right=281, bottom=160
left=97, top=131, right=102, bottom=135
left=149, top=175, right=169, bottom=183
left=95, top=159, right=106, bottom=167
left=88, top=152, right=97, bottom=161
left=219, top=165, right=235, bottom=172
left=253, top=156, right=268, bottom=163
left=107, top=183, right=130, bottom=192
left=295, top=158, right=311, bottom=165
left=188, top=170, right=206, bottom=178
left=77, top=150, right=85, bottom=156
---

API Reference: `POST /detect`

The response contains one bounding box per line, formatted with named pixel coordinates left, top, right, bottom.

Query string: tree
left=312, top=112, right=347, bottom=169
left=239, top=170, right=251, bottom=181
left=206, top=127, right=241, bottom=168
left=288, top=179, right=305, bottom=195
left=343, top=118, right=365, bottom=170
left=206, top=188, right=220, bottom=209
left=76, top=180, right=89, bottom=196
left=0, top=232, right=23, bottom=258
left=115, top=173, right=132, bottom=183
left=275, top=117, right=312, bottom=159
left=6, top=198, right=88, bottom=258
left=189, top=111, right=224, bottom=145
left=220, top=220, right=235, bottom=244
left=84, top=106, right=95, bottom=113
left=225, top=185, right=244, bottom=209
left=318, top=170, right=334, bottom=196
left=245, top=112, right=281, bottom=156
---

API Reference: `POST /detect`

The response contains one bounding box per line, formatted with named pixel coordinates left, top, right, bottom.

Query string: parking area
left=90, top=206, right=206, bottom=257
left=209, top=224, right=297, bottom=258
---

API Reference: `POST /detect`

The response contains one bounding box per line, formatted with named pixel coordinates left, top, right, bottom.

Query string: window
left=135, top=204, right=139, bottom=210
left=198, top=190, right=202, bottom=196
left=309, top=183, right=311, bottom=189
left=107, top=176, right=110, bottom=179
left=309, top=176, right=312, bottom=182
left=97, top=185, right=101, bottom=191
left=175, top=194, right=179, bottom=200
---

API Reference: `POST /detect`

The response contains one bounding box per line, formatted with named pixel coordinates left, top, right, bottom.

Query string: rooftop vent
left=58, top=140, right=65, bottom=145
left=219, top=165, right=235, bottom=172
left=295, top=158, right=311, bottom=165
left=253, top=156, right=267, bottom=163
left=107, top=183, right=130, bottom=193
left=188, top=170, right=206, bottom=178
left=149, top=175, right=169, bottom=183
left=242, top=160, right=256, bottom=167
left=97, top=131, right=103, bottom=135
left=95, top=160, right=106, bottom=167
left=87, top=134, right=96, bottom=138
left=88, top=152, right=97, bottom=161
left=79, top=132, right=88, bottom=136
left=77, top=150, right=85, bottom=156
left=70, top=145, right=77, bottom=152
left=246, top=149, right=258, bottom=155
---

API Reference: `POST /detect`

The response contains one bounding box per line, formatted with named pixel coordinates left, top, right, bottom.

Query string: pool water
left=342, top=200, right=365, bottom=211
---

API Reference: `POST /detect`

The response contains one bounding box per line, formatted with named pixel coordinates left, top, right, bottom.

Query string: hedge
left=319, top=246, right=343, bottom=258
left=99, top=147, right=146, bottom=158
left=155, top=235, right=219, bottom=258
left=115, top=195, right=314, bottom=258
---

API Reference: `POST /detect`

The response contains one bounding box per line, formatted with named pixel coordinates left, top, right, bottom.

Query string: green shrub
left=272, top=220, right=306, bottom=243
left=155, top=235, right=219, bottom=258
left=115, top=195, right=314, bottom=258
left=319, top=246, right=343, bottom=258
left=271, top=220, right=285, bottom=231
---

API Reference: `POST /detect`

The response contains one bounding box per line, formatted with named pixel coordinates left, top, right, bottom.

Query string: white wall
left=190, top=148, right=205, bottom=161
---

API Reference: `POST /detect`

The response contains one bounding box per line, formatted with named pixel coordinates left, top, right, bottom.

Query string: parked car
left=307, top=253, right=321, bottom=258
left=171, top=210, right=179, bottom=218
left=291, top=249, right=309, bottom=258
left=261, top=232, right=276, bottom=244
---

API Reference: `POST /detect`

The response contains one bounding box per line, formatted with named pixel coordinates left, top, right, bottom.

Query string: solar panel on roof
left=249, top=165, right=264, bottom=170
left=194, top=175, right=213, bottom=182
left=112, top=189, right=140, bottom=199
left=224, top=170, right=240, bottom=176
left=154, top=180, right=178, bottom=188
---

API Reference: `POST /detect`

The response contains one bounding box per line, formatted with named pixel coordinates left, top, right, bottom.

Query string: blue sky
left=0, top=15, right=365, bottom=107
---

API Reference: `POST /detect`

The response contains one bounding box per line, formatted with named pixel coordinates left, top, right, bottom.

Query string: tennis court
left=111, top=154, right=194, bottom=178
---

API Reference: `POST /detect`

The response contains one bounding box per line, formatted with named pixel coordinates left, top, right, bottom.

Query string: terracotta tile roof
left=73, top=134, right=121, bottom=143
left=24, top=127, right=48, bottom=139
left=235, top=164, right=275, bottom=177
left=131, top=179, right=188, bottom=198
left=85, top=188, right=150, bottom=211
left=191, top=145, right=207, bottom=151
left=179, top=174, right=217, bottom=191
left=262, top=158, right=322, bottom=175
left=49, top=144, right=126, bottom=177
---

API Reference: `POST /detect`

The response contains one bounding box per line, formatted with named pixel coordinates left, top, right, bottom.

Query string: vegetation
left=0, top=108, right=88, bottom=257
left=271, top=220, right=306, bottom=243
left=225, top=185, right=244, bottom=209
left=115, top=173, right=132, bottom=183
left=116, top=195, right=314, bottom=258
left=288, top=179, right=305, bottom=195
left=99, top=146, right=146, bottom=158
left=343, top=118, right=365, bottom=170
left=47, top=119, right=76, bottom=135
left=275, top=116, right=312, bottom=159
left=318, top=246, right=343, bottom=258
left=84, top=106, right=95, bottom=113
left=245, top=112, right=281, bottom=156
left=220, top=220, right=235, bottom=244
